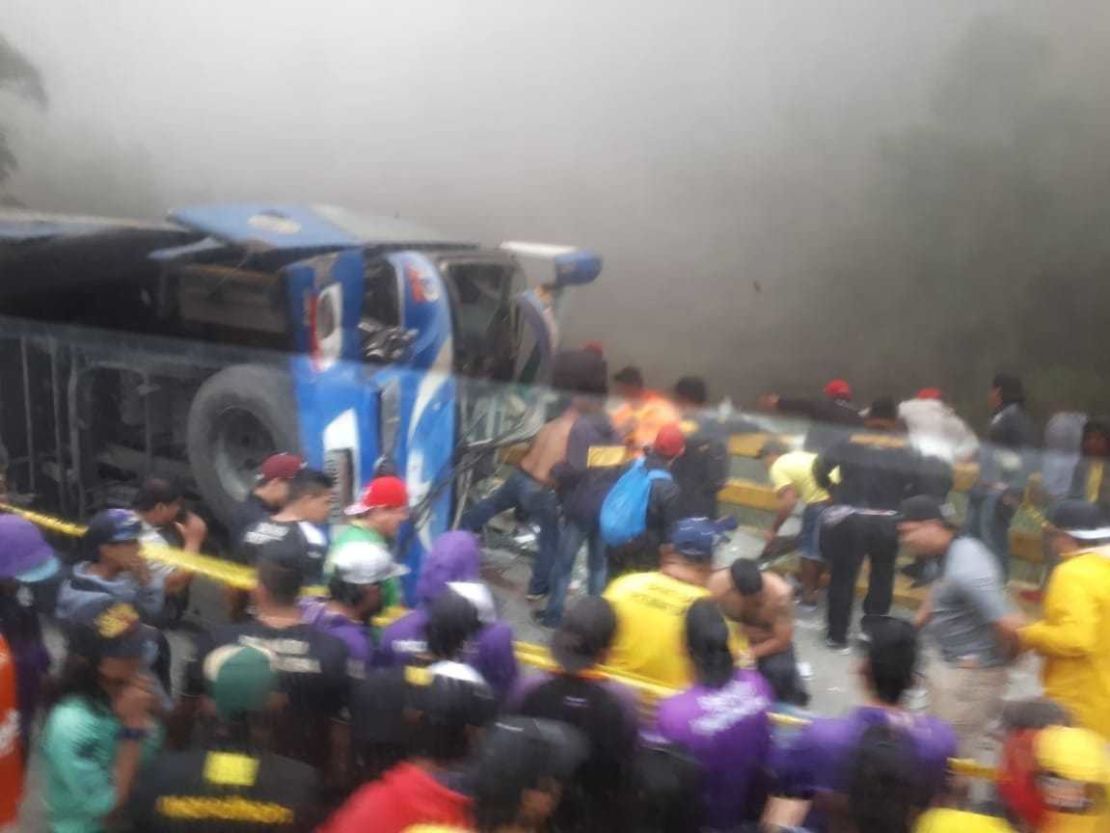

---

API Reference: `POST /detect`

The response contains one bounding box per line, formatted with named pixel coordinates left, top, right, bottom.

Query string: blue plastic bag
left=600, top=458, right=672, bottom=547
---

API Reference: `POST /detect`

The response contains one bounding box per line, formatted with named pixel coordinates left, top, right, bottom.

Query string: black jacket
left=127, top=745, right=322, bottom=833
left=671, top=416, right=729, bottom=519
left=980, top=403, right=1038, bottom=486
left=551, top=410, right=625, bottom=525
left=643, top=453, right=683, bottom=543
left=815, top=428, right=948, bottom=511
left=1070, top=455, right=1110, bottom=508
left=777, top=396, right=864, bottom=454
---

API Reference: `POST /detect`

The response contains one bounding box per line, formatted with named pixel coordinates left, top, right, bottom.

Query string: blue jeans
left=461, top=470, right=560, bottom=596
left=798, top=503, right=827, bottom=562
left=542, top=517, right=607, bottom=626
left=966, top=484, right=1017, bottom=579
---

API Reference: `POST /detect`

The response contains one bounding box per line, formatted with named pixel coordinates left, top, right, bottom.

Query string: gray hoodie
left=55, top=562, right=165, bottom=624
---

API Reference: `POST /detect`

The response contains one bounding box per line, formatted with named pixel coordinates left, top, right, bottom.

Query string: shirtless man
left=709, top=558, right=809, bottom=706
left=461, top=403, right=577, bottom=600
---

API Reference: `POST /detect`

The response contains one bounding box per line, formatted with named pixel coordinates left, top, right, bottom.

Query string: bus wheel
left=186, top=365, right=299, bottom=527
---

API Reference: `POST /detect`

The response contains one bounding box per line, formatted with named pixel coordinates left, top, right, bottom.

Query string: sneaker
left=525, top=591, right=548, bottom=603
left=824, top=637, right=852, bottom=654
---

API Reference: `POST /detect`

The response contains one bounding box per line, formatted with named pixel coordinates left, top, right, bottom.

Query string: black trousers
left=822, top=511, right=898, bottom=644
left=757, top=643, right=810, bottom=706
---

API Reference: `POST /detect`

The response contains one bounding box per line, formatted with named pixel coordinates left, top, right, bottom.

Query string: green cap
left=202, top=644, right=278, bottom=720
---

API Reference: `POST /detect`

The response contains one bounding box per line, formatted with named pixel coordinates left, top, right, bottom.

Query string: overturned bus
left=0, top=204, right=600, bottom=593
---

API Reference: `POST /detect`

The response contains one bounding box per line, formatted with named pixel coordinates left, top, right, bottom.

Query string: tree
left=0, top=32, right=47, bottom=184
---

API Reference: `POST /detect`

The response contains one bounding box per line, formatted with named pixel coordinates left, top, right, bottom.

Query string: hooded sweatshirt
left=376, top=532, right=518, bottom=699
left=317, top=761, right=471, bottom=833
left=56, top=563, right=164, bottom=624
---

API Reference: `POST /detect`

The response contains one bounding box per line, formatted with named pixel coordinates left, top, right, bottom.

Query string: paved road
left=479, top=531, right=1041, bottom=718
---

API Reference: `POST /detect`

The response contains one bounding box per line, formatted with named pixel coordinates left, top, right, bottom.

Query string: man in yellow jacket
left=1019, top=500, right=1110, bottom=740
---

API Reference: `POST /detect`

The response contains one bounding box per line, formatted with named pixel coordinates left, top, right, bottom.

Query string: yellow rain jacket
left=1020, top=546, right=1110, bottom=741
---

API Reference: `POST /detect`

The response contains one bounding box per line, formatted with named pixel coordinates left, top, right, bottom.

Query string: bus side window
left=359, top=260, right=407, bottom=363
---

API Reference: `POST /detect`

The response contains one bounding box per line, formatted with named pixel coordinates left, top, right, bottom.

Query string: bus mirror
left=499, top=242, right=602, bottom=288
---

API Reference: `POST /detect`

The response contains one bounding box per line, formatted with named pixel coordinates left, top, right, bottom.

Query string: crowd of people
left=0, top=348, right=1106, bottom=832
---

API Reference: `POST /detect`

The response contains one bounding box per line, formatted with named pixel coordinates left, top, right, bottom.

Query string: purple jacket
left=414, top=531, right=481, bottom=607
left=376, top=531, right=518, bottom=699
left=377, top=611, right=517, bottom=700
left=773, top=706, right=957, bottom=833
left=299, top=598, right=372, bottom=669
left=651, top=670, right=773, bottom=830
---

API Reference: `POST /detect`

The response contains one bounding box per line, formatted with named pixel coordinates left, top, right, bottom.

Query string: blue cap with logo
left=669, top=517, right=721, bottom=561
left=84, top=508, right=143, bottom=547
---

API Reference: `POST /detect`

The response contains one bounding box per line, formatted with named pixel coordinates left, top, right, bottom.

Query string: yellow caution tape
left=2, top=501, right=997, bottom=780
left=0, top=502, right=259, bottom=590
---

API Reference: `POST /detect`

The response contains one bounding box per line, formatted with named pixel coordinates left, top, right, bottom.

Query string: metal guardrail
left=0, top=499, right=996, bottom=781
left=725, top=434, right=1046, bottom=565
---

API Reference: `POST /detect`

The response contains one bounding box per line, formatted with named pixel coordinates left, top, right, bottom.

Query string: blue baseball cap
left=669, top=517, right=720, bottom=561
left=84, top=508, right=143, bottom=547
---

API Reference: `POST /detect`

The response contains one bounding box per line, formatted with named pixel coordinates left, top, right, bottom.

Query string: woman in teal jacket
left=40, top=601, right=161, bottom=833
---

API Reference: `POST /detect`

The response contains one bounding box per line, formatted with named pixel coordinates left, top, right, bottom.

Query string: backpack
left=600, top=459, right=672, bottom=547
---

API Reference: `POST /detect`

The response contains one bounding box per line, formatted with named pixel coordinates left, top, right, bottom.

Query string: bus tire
left=186, top=364, right=299, bottom=527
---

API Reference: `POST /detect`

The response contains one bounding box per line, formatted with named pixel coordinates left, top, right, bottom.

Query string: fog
left=4, top=1, right=1110, bottom=421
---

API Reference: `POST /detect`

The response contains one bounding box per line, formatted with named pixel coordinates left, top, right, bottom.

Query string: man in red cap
left=758, top=379, right=862, bottom=454
left=823, top=378, right=853, bottom=401
left=230, top=452, right=304, bottom=545
left=332, top=476, right=411, bottom=608
left=898, top=389, right=979, bottom=466
left=607, top=423, right=686, bottom=579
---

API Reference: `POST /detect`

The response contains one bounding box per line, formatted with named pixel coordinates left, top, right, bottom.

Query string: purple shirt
left=299, top=598, right=373, bottom=670
left=773, top=706, right=957, bottom=833
left=376, top=610, right=519, bottom=700
left=650, top=670, right=773, bottom=830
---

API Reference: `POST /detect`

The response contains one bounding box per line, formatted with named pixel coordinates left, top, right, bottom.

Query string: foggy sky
left=4, top=1, right=1106, bottom=409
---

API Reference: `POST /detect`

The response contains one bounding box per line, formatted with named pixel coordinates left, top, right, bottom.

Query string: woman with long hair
left=651, top=598, right=774, bottom=830
left=40, top=601, right=160, bottom=833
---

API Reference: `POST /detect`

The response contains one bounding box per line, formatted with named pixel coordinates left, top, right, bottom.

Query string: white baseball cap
left=446, top=581, right=496, bottom=625
left=327, top=541, right=409, bottom=586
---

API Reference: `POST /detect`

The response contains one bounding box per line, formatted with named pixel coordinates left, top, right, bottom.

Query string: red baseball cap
left=345, top=476, right=409, bottom=516
left=823, top=379, right=853, bottom=400
left=916, top=387, right=943, bottom=400
left=653, top=423, right=687, bottom=459
left=258, top=453, right=304, bottom=483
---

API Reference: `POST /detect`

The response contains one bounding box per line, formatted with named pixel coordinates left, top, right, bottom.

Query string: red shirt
left=319, top=762, right=471, bottom=833
left=0, top=634, right=24, bottom=825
